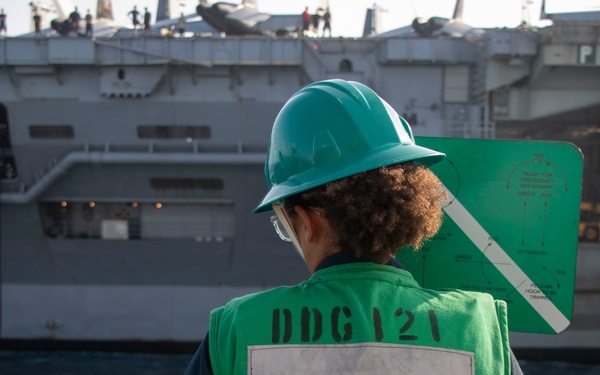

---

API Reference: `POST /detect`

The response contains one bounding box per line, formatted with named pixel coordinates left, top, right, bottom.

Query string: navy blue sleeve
left=183, top=332, right=213, bottom=375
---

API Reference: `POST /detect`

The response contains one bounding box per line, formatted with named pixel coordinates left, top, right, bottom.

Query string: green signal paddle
left=397, top=138, right=583, bottom=334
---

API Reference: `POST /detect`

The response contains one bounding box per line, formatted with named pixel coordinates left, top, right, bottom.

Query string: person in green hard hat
left=184, top=79, right=523, bottom=374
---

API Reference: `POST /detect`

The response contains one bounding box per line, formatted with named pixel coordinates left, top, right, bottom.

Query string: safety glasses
left=271, top=202, right=306, bottom=261
left=271, top=203, right=295, bottom=242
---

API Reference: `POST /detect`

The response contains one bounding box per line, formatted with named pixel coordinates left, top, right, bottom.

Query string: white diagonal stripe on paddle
left=442, top=186, right=570, bottom=333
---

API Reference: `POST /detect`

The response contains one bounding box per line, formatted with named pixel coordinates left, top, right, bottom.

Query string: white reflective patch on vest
left=248, top=343, right=474, bottom=374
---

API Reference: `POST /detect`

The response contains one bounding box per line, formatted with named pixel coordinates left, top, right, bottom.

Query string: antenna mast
left=96, top=0, right=114, bottom=20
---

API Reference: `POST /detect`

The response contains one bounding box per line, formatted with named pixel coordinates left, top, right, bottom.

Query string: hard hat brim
left=253, top=142, right=444, bottom=213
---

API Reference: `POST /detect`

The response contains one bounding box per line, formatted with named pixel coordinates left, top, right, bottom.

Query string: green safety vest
left=209, top=262, right=510, bottom=374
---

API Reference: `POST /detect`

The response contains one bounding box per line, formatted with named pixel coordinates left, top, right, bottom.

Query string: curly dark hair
left=284, top=164, right=447, bottom=263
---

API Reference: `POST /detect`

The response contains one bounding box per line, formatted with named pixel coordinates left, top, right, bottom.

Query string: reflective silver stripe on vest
left=248, top=343, right=474, bottom=374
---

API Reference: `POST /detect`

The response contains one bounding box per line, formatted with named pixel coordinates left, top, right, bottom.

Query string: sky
left=0, top=0, right=598, bottom=38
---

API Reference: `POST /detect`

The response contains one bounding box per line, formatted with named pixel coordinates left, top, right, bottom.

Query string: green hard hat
left=254, top=79, right=445, bottom=213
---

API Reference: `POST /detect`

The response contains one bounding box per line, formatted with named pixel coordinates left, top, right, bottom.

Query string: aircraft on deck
left=23, top=0, right=322, bottom=39
left=141, top=0, right=300, bottom=38
left=374, top=0, right=483, bottom=38
left=195, top=0, right=301, bottom=36
left=23, top=0, right=126, bottom=37
left=120, top=0, right=213, bottom=37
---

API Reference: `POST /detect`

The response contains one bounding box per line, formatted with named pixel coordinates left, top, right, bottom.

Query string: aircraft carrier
left=0, top=0, right=599, bottom=362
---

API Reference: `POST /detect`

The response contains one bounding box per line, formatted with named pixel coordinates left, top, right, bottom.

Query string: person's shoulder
left=422, top=286, right=497, bottom=304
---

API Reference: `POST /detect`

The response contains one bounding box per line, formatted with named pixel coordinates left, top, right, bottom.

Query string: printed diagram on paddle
left=397, top=138, right=583, bottom=334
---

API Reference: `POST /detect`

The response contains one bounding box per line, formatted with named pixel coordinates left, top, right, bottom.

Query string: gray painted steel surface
left=0, top=18, right=598, bottom=347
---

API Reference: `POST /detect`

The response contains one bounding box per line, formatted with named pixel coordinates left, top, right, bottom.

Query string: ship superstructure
left=0, top=1, right=599, bottom=360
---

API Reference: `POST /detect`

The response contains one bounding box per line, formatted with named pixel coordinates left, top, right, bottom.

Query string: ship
left=1, top=0, right=599, bottom=363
